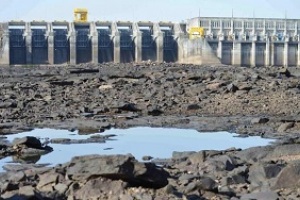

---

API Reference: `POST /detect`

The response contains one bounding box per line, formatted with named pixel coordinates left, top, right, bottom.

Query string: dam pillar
left=232, top=41, right=241, bottom=66
left=25, top=22, right=32, bottom=64
left=69, top=23, right=76, bottom=65
left=0, top=23, right=10, bottom=65
left=134, top=27, right=142, bottom=63
left=153, top=23, right=163, bottom=63
left=48, top=23, right=54, bottom=65
left=155, top=32, right=163, bottom=63
left=251, top=41, right=256, bottom=67
left=283, top=40, right=289, bottom=67
left=176, top=33, right=186, bottom=63
left=270, top=42, right=275, bottom=66
left=217, top=35, right=224, bottom=60
left=113, top=32, right=120, bottom=63
left=265, top=38, right=271, bottom=66
left=91, top=22, right=98, bottom=64
left=298, top=41, right=300, bottom=67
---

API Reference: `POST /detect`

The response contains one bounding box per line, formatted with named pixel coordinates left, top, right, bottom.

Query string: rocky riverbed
left=1, top=63, right=300, bottom=199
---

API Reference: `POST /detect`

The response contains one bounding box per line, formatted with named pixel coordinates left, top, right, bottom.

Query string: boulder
left=73, top=178, right=127, bottom=200
left=240, top=191, right=279, bottom=200
left=277, top=122, right=294, bottom=133
left=251, top=117, right=269, bottom=124
left=66, top=154, right=169, bottom=188
left=12, top=136, right=42, bottom=149
left=273, top=162, right=300, bottom=189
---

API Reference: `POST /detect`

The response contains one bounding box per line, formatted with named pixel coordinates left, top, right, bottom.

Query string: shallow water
left=0, top=127, right=275, bottom=169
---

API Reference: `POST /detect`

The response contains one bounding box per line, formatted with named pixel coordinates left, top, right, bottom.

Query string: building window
left=266, top=21, right=274, bottom=29
left=223, top=21, right=231, bottom=28
left=277, top=22, right=285, bottom=29
left=256, top=21, right=264, bottom=29
left=234, top=21, right=242, bottom=28
left=245, top=21, right=253, bottom=28
left=212, top=21, right=219, bottom=28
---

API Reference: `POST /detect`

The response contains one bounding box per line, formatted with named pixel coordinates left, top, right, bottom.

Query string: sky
left=0, top=0, right=300, bottom=22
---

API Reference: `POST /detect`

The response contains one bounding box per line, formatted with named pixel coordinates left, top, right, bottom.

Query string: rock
left=0, top=171, right=25, bottom=183
left=226, top=165, right=248, bottom=184
left=251, top=117, right=269, bottom=124
left=172, top=151, right=196, bottom=161
left=142, top=155, right=153, bottom=161
left=273, top=162, right=300, bottom=189
left=227, top=83, right=238, bottom=93
left=188, top=151, right=206, bottom=165
left=248, top=163, right=284, bottom=189
left=73, top=178, right=127, bottom=200
left=211, top=155, right=237, bottom=171
left=99, top=84, right=113, bottom=90
left=19, top=185, right=35, bottom=198
left=240, top=191, right=279, bottom=200
left=54, top=183, right=69, bottom=195
left=184, top=177, right=217, bottom=194
left=37, top=172, right=62, bottom=190
left=12, top=136, right=42, bottom=149
left=206, top=82, right=224, bottom=90
left=119, top=103, right=140, bottom=112
left=187, top=104, right=201, bottom=110
left=277, top=122, right=294, bottom=132
left=66, top=154, right=169, bottom=188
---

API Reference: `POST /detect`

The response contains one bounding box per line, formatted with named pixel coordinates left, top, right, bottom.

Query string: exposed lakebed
left=0, top=127, right=275, bottom=169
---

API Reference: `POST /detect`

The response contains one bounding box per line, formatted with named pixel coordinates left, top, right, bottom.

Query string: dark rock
left=12, top=136, right=42, bottom=149
left=248, top=163, right=284, bottom=188
left=273, top=162, right=300, bottom=189
left=211, top=155, right=237, bottom=171
left=119, top=103, right=140, bottom=112
left=142, top=156, right=153, bottom=161
left=66, top=154, right=169, bottom=188
left=187, top=104, right=201, bottom=110
left=184, top=177, right=217, bottom=194
left=251, top=117, right=269, bottom=124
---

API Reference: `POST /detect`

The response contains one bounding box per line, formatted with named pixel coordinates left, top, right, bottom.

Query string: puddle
left=0, top=127, right=275, bottom=169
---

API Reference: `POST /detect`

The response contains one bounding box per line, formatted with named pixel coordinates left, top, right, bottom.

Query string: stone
left=37, top=172, right=61, bottom=189
left=227, top=83, right=238, bottom=93
left=240, top=191, right=279, bottom=200
left=12, top=136, right=42, bottom=149
left=66, top=154, right=169, bottom=188
left=277, top=122, right=294, bottom=133
left=273, top=163, right=300, bottom=189
left=188, top=151, right=206, bottom=165
left=19, top=185, right=35, bottom=197
left=54, top=183, right=69, bottom=195
left=73, top=178, right=127, bottom=200
left=251, top=117, right=269, bottom=124
left=184, top=177, right=216, bottom=194
left=248, top=163, right=284, bottom=188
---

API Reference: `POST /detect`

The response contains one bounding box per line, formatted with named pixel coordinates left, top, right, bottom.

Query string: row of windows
left=200, top=20, right=299, bottom=30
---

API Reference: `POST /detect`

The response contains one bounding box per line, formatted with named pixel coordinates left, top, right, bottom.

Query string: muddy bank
left=1, top=63, right=300, bottom=199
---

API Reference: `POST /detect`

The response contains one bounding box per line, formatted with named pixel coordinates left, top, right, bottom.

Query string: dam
left=0, top=17, right=300, bottom=66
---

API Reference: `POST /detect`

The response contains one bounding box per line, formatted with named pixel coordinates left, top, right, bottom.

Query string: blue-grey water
left=0, top=127, right=275, bottom=169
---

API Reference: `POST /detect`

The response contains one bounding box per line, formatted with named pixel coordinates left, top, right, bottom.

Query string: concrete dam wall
left=1, top=17, right=300, bottom=66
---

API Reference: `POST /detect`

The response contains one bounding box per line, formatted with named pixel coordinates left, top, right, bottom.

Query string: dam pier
left=0, top=17, right=300, bottom=66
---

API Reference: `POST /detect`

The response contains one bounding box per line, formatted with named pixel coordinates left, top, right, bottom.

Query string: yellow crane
left=74, top=8, right=88, bottom=22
